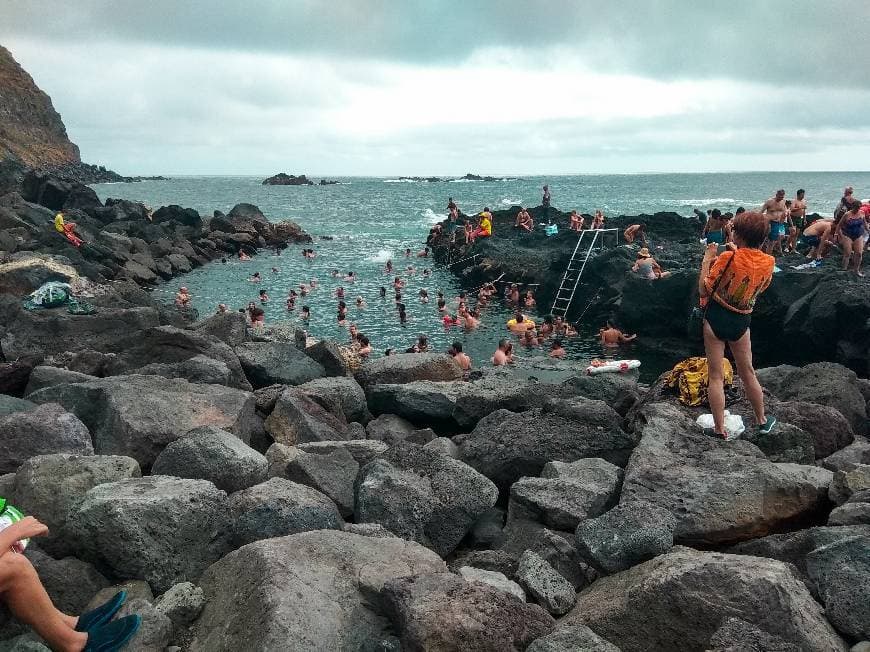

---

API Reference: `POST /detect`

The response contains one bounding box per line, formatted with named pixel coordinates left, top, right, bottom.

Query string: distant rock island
left=394, top=174, right=513, bottom=183
left=262, top=173, right=314, bottom=186
left=0, top=45, right=164, bottom=187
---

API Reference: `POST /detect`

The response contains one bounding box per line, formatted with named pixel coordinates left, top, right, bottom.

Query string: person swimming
left=549, top=338, right=566, bottom=358
left=259, top=289, right=269, bottom=303
left=250, top=272, right=261, bottom=282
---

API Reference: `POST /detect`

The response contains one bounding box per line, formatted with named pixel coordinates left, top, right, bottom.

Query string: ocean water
left=92, top=172, right=870, bottom=381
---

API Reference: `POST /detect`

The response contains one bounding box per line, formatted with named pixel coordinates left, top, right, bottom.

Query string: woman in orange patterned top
left=698, top=211, right=776, bottom=439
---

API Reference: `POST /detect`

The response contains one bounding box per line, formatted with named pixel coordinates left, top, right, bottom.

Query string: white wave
left=674, top=198, right=740, bottom=206
left=383, top=178, right=421, bottom=183
left=368, top=248, right=394, bottom=263
left=447, top=178, right=472, bottom=183
left=500, top=198, right=522, bottom=206
left=421, top=208, right=444, bottom=224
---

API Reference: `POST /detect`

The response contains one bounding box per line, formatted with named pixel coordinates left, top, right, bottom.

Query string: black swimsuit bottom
left=705, top=300, right=751, bottom=342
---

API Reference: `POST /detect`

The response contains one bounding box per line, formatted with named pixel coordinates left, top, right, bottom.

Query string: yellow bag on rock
left=664, top=357, right=733, bottom=407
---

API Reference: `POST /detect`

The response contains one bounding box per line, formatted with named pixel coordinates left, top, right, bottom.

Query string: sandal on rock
left=76, top=591, right=127, bottom=632
left=84, top=614, right=140, bottom=652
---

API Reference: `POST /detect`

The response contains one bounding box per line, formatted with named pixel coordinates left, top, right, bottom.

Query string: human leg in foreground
left=703, top=322, right=770, bottom=437
left=0, top=515, right=140, bottom=651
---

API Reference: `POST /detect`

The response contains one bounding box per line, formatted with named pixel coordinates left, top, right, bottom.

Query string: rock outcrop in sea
left=262, top=172, right=314, bottom=185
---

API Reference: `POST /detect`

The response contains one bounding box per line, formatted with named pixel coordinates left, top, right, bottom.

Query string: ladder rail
left=549, top=231, right=586, bottom=314
left=550, top=229, right=600, bottom=316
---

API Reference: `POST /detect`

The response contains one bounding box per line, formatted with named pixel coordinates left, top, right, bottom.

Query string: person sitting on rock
left=569, top=210, right=584, bottom=231
left=592, top=210, right=605, bottom=230
left=698, top=210, right=776, bottom=439
left=471, top=209, right=493, bottom=240
left=0, top=511, right=141, bottom=651
left=517, top=209, right=534, bottom=233
left=54, top=212, right=83, bottom=248
left=549, top=338, right=566, bottom=358
left=174, top=286, right=191, bottom=308
left=599, top=321, right=637, bottom=346
left=632, top=248, right=671, bottom=279
left=463, top=221, right=474, bottom=244
left=238, top=250, right=251, bottom=261
left=449, top=341, right=472, bottom=371
left=623, top=224, right=646, bottom=245
left=492, top=339, right=514, bottom=366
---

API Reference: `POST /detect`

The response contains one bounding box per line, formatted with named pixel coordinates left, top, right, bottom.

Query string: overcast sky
left=2, top=1, right=869, bottom=175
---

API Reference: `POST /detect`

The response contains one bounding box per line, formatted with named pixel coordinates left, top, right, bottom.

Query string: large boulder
left=365, top=413, right=434, bottom=446
left=23, top=366, right=96, bottom=396
left=296, top=439, right=387, bottom=466
left=0, top=403, right=93, bottom=474
left=742, top=421, right=816, bottom=464
left=264, top=388, right=350, bottom=445
left=65, top=476, right=231, bottom=593
left=806, top=535, right=870, bottom=641
left=190, top=310, right=248, bottom=347
left=452, top=376, right=564, bottom=429
left=277, top=445, right=359, bottom=518
left=561, top=547, right=847, bottom=652
left=304, top=339, right=351, bottom=377
left=297, top=376, right=371, bottom=424
left=828, top=499, right=870, bottom=526
left=707, top=618, right=801, bottom=652
left=772, top=400, right=855, bottom=459
left=507, top=458, right=623, bottom=531
left=188, top=531, right=446, bottom=651
left=458, top=399, right=636, bottom=492
left=23, top=548, right=110, bottom=621
left=367, top=380, right=462, bottom=424
left=151, top=204, right=202, bottom=228
left=12, top=453, right=140, bottom=556
left=355, top=353, right=463, bottom=388
left=458, top=566, right=526, bottom=601
left=104, top=326, right=251, bottom=391
left=132, top=354, right=234, bottom=387
left=527, top=625, right=620, bottom=652
left=763, top=362, right=868, bottom=436
left=355, top=442, right=498, bottom=557
left=227, top=477, right=343, bottom=548
left=829, top=464, right=870, bottom=505
left=823, top=436, right=870, bottom=472
left=382, top=572, right=555, bottom=651
left=0, top=252, right=80, bottom=295
left=0, top=394, right=36, bottom=417
left=235, top=342, right=325, bottom=389
left=150, top=426, right=267, bottom=493
left=620, top=403, right=833, bottom=545
left=574, top=500, right=676, bottom=574
left=28, top=375, right=259, bottom=469
left=727, top=525, right=870, bottom=583
left=516, top=550, right=576, bottom=616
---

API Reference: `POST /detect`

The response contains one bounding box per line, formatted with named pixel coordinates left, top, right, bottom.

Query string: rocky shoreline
left=431, top=205, right=870, bottom=378
left=0, top=175, right=869, bottom=649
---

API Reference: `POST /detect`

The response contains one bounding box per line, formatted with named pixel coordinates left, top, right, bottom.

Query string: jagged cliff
left=0, top=44, right=81, bottom=168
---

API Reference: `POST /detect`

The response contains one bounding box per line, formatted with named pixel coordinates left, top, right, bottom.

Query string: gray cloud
left=3, top=0, right=869, bottom=88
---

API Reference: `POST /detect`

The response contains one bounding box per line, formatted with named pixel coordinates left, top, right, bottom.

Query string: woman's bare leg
left=853, top=238, right=864, bottom=276
left=841, top=235, right=852, bottom=270
left=703, top=321, right=727, bottom=435
left=0, top=553, right=87, bottom=652
left=727, top=329, right=766, bottom=426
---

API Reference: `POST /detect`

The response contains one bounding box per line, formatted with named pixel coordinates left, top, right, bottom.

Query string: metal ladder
left=550, top=229, right=600, bottom=316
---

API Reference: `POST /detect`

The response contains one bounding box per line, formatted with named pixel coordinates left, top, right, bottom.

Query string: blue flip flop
left=76, top=591, right=127, bottom=633
left=84, top=614, right=141, bottom=652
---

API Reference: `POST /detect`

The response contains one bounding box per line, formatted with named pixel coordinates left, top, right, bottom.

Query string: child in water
left=259, top=289, right=269, bottom=303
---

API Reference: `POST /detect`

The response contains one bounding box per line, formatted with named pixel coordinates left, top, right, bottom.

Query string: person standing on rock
left=760, top=189, right=787, bottom=255
left=698, top=211, right=776, bottom=439
left=542, top=185, right=551, bottom=223
left=786, top=189, right=807, bottom=253
left=835, top=199, right=867, bottom=276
